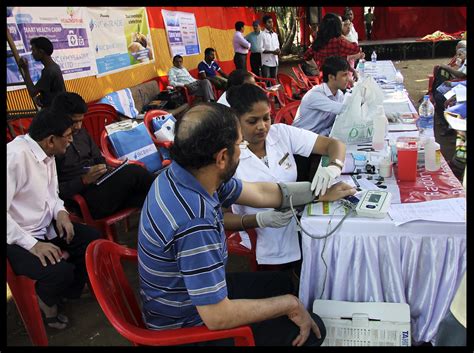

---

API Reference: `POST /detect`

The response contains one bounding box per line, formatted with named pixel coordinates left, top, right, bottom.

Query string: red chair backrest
left=274, top=101, right=301, bottom=125
left=85, top=239, right=255, bottom=346
left=83, top=104, right=119, bottom=147
left=292, top=66, right=313, bottom=89
left=276, top=73, right=299, bottom=99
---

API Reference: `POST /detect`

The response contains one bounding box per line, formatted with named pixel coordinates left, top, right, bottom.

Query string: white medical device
left=355, top=190, right=392, bottom=218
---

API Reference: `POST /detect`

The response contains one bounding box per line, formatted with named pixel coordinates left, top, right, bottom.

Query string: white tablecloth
left=298, top=213, right=466, bottom=345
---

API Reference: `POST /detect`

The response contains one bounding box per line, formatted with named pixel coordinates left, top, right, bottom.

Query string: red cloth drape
left=371, top=7, right=466, bottom=40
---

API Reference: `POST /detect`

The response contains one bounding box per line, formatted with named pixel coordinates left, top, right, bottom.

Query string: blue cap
left=252, top=20, right=260, bottom=26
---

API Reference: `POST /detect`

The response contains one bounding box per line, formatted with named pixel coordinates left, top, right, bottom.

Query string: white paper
left=444, top=112, right=466, bottom=132
left=388, top=123, right=418, bottom=132
left=443, top=88, right=456, bottom=100
left=453, top=84, right=466, bottom=102
left=388, top=197, right=466, bottom=226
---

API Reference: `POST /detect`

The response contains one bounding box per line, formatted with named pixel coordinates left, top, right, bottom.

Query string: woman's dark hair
left=321, top=56, right=349, bottom=83
left=170, top=103, right=239, bottom=169
left=312, top=13, right=342, bottom=52
left=341, top=14, right=351, bottom=23
left=51, top=92, right=88, bottom=117
left=28, top=108, right=73, bottom=141
left=235, top=21, right=245, bottom=31
left=30, top=37, right=54, bottom=56
left=226, top=69, right=254, bottom=90
left=227, top=83, right=269, bottom=117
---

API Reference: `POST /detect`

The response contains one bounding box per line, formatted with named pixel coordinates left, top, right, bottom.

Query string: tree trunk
left=281, top=12, right=297, bottom=55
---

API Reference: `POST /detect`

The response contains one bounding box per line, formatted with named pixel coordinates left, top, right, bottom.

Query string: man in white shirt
left=168, top=55, right=215, bottom=102
left=7, top=109, right=100, bottom=330
left=292, top=56, right=349, bottom=136
left=261, top=15, right=280, bottom=82
left=233, top=21, right=251, bottom=70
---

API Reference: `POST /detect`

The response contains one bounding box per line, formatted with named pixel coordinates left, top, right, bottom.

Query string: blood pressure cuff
left=277, top=182, right=315, bottom=211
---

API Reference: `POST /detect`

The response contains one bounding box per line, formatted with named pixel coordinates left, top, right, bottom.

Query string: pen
left=351, top=175, right=361, bottom=188
left=278, top=152, right=290, bottom=165
left=83, top=166, right=92, bottom=170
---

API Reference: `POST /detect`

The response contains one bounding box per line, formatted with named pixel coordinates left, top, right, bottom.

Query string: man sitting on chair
left=168, top=55, right=215, bottom=102
left=52, top=92, right=155, bottom=220
left=198, top=47, right=229, bottom=91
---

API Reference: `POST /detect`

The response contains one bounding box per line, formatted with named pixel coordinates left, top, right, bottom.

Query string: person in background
left=303, top=13, right=362, bottom=83
left=217, top=69, right=256, bottom=107
left=226, top=83, right=354, bottom=274
left=261, top=15, right=281, bottom=83
left=138, top=102, right=328, bottom=346
left=245, top=20, right=264, bottom=76
left=7, top=108, right=100, bottom=330
left=168, top=55, right=215, bottom=102
left=292, top=56, right=350, bottom=181
left=309, top=22, right=318, bottom=43
left=52, top=92, right=155, bottom=220
left=198, top=47, right=229, bottom=91
left=341, top=14, right=364, bottom=82
left=18, top=36, right=66, bottom=108
left=233, top=21, right=251, bottom=70
left=364, top=8, right=375, bottom=40
left=343, top=7, right=358, bottom=44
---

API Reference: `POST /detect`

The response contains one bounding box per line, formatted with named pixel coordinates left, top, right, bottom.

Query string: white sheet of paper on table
left=453, top=84, right=466, bottom=102
left=388, top=197, right=466, bottom=226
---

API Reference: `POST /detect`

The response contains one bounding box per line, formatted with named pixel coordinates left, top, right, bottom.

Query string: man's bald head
left=171, top=103, right=240, bottom=170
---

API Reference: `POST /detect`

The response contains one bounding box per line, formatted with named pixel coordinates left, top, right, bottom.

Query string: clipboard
left=95, top=159, right=129, bottom=186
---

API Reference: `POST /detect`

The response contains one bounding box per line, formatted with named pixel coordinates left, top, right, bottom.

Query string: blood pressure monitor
left=355, top=191, right=392, bottom=218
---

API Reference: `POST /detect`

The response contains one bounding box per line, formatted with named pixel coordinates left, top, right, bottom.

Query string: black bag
left=155, top=90, right=185, bottom=109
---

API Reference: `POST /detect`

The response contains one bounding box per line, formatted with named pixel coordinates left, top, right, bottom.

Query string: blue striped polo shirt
left=138, top=161, right=243, bottom=330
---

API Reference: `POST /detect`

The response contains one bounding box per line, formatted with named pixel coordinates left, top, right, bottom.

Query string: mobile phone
left=343, top=195, right=360, bottom=206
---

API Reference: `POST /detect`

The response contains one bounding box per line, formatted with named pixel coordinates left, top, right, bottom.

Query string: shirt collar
left=169, top=162, right=220, bottom=208
left=202, top=60, right=215, bottom=68
left=264, top=28, right=273, bottom=34
left=25, top=134, right=49, bottom=163
left=322, top=82, right=341, bottom=98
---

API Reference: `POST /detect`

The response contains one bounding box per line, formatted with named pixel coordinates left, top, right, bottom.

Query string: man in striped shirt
left=138, top=103, right=330, bottom=346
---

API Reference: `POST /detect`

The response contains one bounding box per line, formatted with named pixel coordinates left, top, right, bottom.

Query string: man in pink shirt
left=233, top=21, right=251, bottom=70
left=7, top=109, right=100, bottom=330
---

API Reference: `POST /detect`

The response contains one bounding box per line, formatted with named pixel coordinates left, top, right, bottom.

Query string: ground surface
left=6, top=57, right=459, bottom=346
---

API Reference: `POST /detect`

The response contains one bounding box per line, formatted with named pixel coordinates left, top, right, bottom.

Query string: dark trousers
left=366, top=23, right=372, bottom=40
left=233, top=52, right=248, bottom=70
left=193, top=271, right=326, bottom=346
left=80, top=164, right=155, bottom=219
left=186, top=79, right=215, bottom=102
left=249, top=52, right=262, bottom=76
left=261, top=65, right=278, bottom=87
left=7, top=223, right=100, bottom=307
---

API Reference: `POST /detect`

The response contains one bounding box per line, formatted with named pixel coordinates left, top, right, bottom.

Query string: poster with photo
left=86, top=7, right=154, bottom=76
left=7, top=7, right=97, bottom=91
left=161, top=9, right=200, bottom=57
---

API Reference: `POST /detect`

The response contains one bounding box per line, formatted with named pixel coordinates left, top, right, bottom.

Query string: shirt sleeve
left=7, top=150, right=38, bottom=250
left=305, top=91, right=345, bottom=115
left=339, top=37, right=360, bottom=56
left=214, top=62, right=222, bottom=72
left=237, top=32, right=251, bottom=49
left=261, top=32, right=270, bottom=51
left=198, top=62, right=206, bottom=74
left=277, top=124, right=318, bottom=158
left=218, top=178, right=243, bottom=208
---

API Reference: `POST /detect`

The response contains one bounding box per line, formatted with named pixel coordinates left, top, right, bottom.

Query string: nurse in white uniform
left=225, top=83, right=354, bottom=269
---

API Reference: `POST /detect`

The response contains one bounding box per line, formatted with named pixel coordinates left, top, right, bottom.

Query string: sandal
left=44, top=313, right=69, bottom=330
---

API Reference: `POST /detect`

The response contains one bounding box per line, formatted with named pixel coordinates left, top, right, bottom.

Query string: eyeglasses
left=236, top=140, right=249, bottom=149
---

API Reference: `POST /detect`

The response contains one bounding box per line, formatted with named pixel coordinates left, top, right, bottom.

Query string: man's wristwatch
left=329, top=158, right=344, bottom=170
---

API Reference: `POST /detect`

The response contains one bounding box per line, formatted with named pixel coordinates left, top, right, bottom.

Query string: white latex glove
left=311, top=165, right=342, bottom=197
left=256, top=209, right=294, bottom=228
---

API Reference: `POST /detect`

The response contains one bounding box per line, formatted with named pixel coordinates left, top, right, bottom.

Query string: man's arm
left=17, top=57, right=41, bottom=100
left=218, top=68, right=228, bottom=79
left=196, top=294, right=320, bottom=346
left=235, top=181, right=282, bottom=208
left=439, top=64, right=467, bottom=79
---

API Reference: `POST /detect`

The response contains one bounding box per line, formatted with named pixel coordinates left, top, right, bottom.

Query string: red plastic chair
left=225, top=228, right=258, bottom=272
left=67, top=193, right=140, bottom=242
left=7, top=259, right=48, bottom=346
left=143, top=110, right=173, bottom=169
left=297, top=63, right=321, bottom=85
left=99, top=129, right=147, bottom=169
left=274, top=101, right=301, bottom=125
left=85, top=239, right=255, bottom=346
left=276, top=73, right=306, bottom=104
left=292, top=67, right=313, bottom=90
left=83, top=103, right=119, bottom=147
left=248, top=71, right=277, bottom=87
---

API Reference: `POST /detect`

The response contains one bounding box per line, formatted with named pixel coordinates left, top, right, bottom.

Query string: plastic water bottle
left=357, top=59, right=365, bottom=77
left=371, top=51, right=377, bottom=64
left=394, top=70, right=404, bottom=97
left=417, top=95, right=435, bottom=143
left=424, top=137, right=441, bottom=171
left=372, top=105, right=388, bottom=151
